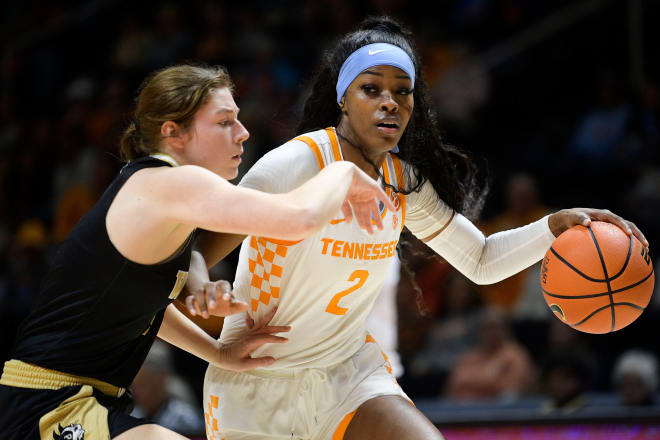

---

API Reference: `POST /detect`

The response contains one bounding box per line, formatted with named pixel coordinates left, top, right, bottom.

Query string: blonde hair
left=120, top=64, right=234, bottom=161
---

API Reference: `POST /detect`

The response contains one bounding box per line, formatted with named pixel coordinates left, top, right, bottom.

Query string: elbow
left=299, top=207, right=320, bottom=238
left=470, top=276, right=494, bottom=286
left=462, top=267, right=502, bottom=286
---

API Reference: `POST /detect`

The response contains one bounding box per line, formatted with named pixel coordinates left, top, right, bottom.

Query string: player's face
left=183, top=88, right=249, bottom=180
left=341, top=65, right=414, bottom=154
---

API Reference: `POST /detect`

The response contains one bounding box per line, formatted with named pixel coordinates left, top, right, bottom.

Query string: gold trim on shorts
left=0, top=359, right=125, bottom=398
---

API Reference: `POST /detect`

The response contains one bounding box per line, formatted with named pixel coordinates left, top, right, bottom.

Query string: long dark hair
left=298, top=16, right=488, bottom=220
left=298, top=16, right=490, bottom=314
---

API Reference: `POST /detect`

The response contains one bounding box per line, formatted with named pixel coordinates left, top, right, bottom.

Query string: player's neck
left=335, top=127, right=387, bottom=180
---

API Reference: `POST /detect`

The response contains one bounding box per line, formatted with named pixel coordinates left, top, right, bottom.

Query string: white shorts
left=202, top=336, right=409, bottom=440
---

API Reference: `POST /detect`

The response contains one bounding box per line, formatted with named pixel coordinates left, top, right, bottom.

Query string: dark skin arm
left=196, top=230, right=247, bottom=269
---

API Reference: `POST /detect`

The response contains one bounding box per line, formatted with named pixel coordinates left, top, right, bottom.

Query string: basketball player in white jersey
left=194, top=17, right=648, bottom=440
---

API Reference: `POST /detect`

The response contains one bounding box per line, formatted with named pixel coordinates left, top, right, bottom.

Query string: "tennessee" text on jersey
left=320, top=238, right=398, bottom=260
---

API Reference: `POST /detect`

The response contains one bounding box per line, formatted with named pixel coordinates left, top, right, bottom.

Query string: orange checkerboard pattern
left=205, top=394, right=221, bottom=440
left=248, top=236, right=288, bottom=312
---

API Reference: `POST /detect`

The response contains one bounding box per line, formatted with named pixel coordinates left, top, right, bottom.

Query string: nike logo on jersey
left=368, top=49, right=390, bottom=55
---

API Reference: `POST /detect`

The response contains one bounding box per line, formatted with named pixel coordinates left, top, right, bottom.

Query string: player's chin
left=218, top=165, right=240, bottom=181
left=371, top=129, right=401, bottom=151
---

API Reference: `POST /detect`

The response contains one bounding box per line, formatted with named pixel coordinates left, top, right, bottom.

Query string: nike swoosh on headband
left=336, top=43, right=415, bottom=103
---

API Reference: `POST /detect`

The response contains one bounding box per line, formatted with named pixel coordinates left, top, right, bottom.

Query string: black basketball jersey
left=12, top=157, right=196, bottom=388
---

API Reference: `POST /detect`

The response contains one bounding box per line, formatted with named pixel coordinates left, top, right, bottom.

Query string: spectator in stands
left=539, top=350, right=592, bottom=413
left=480, top=172, right=552, bottom=311
left=408, top=270, right=482, bottom=393
left=612, top=349, right=658, bottom=407
left=444, top=306, right=535, bottom=401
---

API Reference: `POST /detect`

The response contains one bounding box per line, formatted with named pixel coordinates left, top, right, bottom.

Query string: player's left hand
left=548, top=208, right=648, bottom=247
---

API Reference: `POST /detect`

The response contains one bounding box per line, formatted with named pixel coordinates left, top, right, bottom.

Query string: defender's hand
left=344, top=167, right=395, bottom=234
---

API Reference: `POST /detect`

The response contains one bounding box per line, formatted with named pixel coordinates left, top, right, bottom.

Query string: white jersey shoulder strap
left=293, top=127, right=343, bottom=170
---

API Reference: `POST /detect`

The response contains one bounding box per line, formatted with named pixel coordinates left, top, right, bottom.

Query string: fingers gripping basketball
left=540, top=221, right=655, bottom=334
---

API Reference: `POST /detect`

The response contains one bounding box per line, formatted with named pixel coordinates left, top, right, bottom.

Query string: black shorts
left=0, top=383, right=149, bottom=440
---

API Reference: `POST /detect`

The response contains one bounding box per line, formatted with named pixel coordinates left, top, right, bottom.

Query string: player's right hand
left=214, top=306, right=290, bottom=371
left=343, top=166, right=395, bottom=234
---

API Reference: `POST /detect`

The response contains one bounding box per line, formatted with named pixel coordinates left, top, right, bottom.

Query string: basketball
left=540, top=221, right=655, bottom=334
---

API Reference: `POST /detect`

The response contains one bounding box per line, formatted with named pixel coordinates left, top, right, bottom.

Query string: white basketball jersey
left=220, top=128, right=407, bottom=369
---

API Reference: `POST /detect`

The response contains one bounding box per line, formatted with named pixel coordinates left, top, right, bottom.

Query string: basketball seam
left=548, top=234, right=632, bottom=283
left=570, top=302, right=645, bottom=327
left=542, top=268, right=654, bottom=299
left=587, top=226, right=615, bottom=332
left=609, top=235, right=633, bottom=281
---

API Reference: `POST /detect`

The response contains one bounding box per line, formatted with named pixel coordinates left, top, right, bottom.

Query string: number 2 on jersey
left=326, top=270, right=369, bottom=315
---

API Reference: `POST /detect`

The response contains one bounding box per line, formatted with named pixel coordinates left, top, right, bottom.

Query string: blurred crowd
left=1, top=0, right=659, bottom=435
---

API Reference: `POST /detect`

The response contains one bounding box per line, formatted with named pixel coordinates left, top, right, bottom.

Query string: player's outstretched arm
left=406, top=181, right=647, bottom=284
left=154, top=161, right=394, bottom=241
left=158, top=303, right=289, bottom=371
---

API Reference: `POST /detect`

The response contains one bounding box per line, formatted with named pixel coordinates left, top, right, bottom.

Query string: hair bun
left=358, top=16, right=406, bottom=35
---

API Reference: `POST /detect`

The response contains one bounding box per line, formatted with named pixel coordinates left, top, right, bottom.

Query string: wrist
left=548, top=211, right=566, bottom=237
left=211, top=339, right=226, bottom=367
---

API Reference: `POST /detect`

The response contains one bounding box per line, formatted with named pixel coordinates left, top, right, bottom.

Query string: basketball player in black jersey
left=0, top=64, right=394, bottom=440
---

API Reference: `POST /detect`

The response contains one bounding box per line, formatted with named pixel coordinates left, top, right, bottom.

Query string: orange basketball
left=540, top=221, right=655, bottom=333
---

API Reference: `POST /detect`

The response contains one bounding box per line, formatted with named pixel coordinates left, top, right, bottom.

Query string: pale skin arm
left=165, top=162, right=393, bottom=317
left=108, top=158, right=392, bottom=371
left=165, top=161, right=393, bottom=317
left=158, top=160, right=393, bottom=240
left=158, top=303, right=289, bottom=370
left=107, top=160, right=392, bottom=265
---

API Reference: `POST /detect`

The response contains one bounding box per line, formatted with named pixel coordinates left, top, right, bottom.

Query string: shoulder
left=124, top=165, right=231, bottom=205
left=262, top=128, right=334, bottom=168
left=258, top=135, right=321, bottom=168
left=239, top=130, right=328, bottom=192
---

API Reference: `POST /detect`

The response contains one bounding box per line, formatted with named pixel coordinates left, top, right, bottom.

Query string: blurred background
left=1, top=0, right=659, bottom=438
